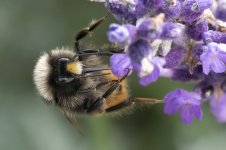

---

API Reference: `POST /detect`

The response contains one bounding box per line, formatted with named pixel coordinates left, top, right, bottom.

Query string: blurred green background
left=0, top=0, right=226, bottom=150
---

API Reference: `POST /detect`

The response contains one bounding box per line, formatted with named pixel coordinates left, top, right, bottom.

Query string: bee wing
left=62, top=110, right=84, bottom=136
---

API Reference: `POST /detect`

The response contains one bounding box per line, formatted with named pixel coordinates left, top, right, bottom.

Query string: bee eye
left=55, top=57, right=75, bottom=84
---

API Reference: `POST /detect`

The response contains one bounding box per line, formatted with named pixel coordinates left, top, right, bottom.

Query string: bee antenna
left=83, top=66, right=110, bottom=73
left=75, top=13, right=109, bottom=53
left=77, top=73, right=111, bottom=79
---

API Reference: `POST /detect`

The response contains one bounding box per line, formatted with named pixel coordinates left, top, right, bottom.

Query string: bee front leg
left=76, top=47, right=125, bottom=56
left=74, top=15, right=108, bottom=53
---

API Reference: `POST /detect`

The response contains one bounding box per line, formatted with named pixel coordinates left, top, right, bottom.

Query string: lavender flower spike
left=200, top=42, right=226, bottom=75
left=104, top=0, right=148, bottom=23
left=164, top=89, right=202, bottom=125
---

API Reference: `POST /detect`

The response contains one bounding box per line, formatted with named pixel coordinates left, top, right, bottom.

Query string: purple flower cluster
left=91, top=0, right=226, bottom=124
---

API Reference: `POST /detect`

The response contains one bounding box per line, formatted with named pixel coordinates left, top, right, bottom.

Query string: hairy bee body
left=33, top=16, right=161, bottom=129
left=34, top=47, right=130, bottom=116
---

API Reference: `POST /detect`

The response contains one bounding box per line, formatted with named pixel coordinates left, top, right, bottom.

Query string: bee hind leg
left=131, top=97, right=163, bottom=104
left=106, top=100, right=133, bottom=112
left=85, top=71, right=129, bottom=113
left=106, top=97, right=163, bottom=113
left=86, top=80, right=121, bottom=113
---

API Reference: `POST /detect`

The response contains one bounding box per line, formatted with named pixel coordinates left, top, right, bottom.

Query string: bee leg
left=86, top=80, right=121, bottom=113
left=76, top=72, right=111, bottom=79
left=78, top=80, right=115, bottom=93
left=106, top=98, right=163, bottom=112
left=85, top=72, right=129, bottom=113
left=75, top=14, right=109, bottom=53
left=76, top=47, right=125, bottom=56
left=101, top=47, right=125, bottom=54
left=130, top=97, right=163, bottom=104
left=106, top=100, right=133, bottom=112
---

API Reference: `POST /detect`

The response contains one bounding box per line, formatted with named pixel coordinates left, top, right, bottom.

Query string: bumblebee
left=33, top=16, right=161, bottom=128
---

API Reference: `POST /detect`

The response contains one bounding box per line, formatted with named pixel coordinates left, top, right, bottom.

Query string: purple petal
left=214, top=0, right=226, bottom=21
left=164, top=89, right=181, bottom=103
left=210, top=93, right=226, bottom=122
left=200, top=42, right=226, bottom=75
left=160, top=23, right=184, bottom=39
left=218, top=52, right=226, bottom=62
left=202, top=30, right=226, bottom=44
left=180, top=105, right=194, bottom=125
left=193, top=105, right=203, bottom=120
left=132, top=56, right=164, bottom=86
left=164, top=99, right=181, bottom=115
left=128, top=39, right=152, bottom=64
left=107, top=23, right=129, bottom=45
left=143, top=0, right=163, bottom=8
left=167, top=89, right=201, bottom=105
left=201, top=58, right=211, bottom=75
left=137, top=18, right=162, bottom=40
left=164, top=89, right=184, bottom=114
left=105, top=0, right=148, bottom=23
left=186, top=19, right=209, bottom=41
left=158, top=1, right=181, bottom=21
left=211, top=58, right=226, bottom=73
left=164, top=47, right=186, bottom=68
left=139, top=64, right=160, bottom=86
left=124, top=24, right=137, bottom=43
left=110, top=54, right=132, bottom=78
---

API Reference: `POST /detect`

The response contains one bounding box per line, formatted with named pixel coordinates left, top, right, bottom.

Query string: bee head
left=33, top=48, right=83, bottom=102
left=54, top=57, right=83, bottom=85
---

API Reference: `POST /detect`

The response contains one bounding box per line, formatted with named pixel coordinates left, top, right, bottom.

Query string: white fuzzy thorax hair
left=33, top=48, right=76, bottom=102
